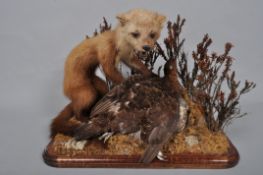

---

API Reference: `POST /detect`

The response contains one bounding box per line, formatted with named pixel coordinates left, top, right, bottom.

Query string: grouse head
left=163, top=58, right=182, bottom=92
left=164, top=58, right=177, bottom=76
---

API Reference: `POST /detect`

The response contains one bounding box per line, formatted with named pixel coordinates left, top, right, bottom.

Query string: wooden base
left=43, top=139, right=239, bottom=168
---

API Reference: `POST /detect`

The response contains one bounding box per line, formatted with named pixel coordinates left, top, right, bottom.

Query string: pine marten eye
left=149, top=32, right=156, bottom=39
left=131, top=32, right=140, bottom=38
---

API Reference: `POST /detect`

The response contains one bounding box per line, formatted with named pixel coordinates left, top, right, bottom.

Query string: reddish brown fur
left=50, top=9, right=166, bottom=138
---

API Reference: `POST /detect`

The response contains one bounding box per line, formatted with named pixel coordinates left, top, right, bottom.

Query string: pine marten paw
left=64, top=138, right=87, bottom=150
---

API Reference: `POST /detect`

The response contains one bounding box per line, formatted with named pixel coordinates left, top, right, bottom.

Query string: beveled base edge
left=43, top=139, right=239, bottom=169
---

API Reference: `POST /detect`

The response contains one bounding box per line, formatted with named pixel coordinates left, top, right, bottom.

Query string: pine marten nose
left=142, top=45, right=151, bottom=51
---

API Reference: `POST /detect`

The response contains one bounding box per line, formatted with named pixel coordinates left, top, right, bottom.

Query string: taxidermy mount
left=50, top=9, right=166, bottom=138
left=43, top=9, right=255, bottom=168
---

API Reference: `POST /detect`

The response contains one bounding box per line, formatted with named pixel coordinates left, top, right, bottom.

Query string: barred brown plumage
left=74, top=59, right=189, bottom=163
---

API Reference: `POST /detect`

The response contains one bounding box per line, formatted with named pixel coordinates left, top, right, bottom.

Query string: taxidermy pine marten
left=50, top=9, right=166, bottom=138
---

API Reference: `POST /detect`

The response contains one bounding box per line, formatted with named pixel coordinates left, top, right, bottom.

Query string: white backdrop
left=0, top=0, right=262, bottom=174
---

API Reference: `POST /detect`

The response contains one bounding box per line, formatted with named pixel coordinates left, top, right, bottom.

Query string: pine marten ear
left=156, top=14, right=166, bottom=28
left=116, top=13, right=129, bottom=26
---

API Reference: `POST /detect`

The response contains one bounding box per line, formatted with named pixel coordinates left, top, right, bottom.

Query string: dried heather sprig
left=145, top=15, right=255, bottom=131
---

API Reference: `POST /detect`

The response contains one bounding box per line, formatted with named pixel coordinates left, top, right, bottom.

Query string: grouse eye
left=131, top=32, right=140, bottom=38
left=149, top=32, right=156, bottom=39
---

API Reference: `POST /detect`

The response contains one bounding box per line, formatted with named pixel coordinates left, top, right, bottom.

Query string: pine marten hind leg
left=64, top=81, right=104, bottom=150
left=92, top=76, right=109, bottom=98
left=71, top=83, right=97, bottom=121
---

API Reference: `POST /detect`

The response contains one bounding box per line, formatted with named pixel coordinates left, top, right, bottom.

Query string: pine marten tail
left=50, top=103, right=81, bottom=138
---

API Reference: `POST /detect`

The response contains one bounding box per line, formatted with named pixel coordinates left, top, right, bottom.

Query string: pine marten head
left=116, top=9, right=166, bottom=59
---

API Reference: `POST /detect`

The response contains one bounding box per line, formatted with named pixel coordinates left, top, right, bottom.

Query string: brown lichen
left=168, top=127, right=229, bottom=155
left=51, top=126, right=229, bottom=157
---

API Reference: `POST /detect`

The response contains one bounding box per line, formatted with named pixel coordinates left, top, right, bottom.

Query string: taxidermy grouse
left=74, top=59, right=188, bottom=163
